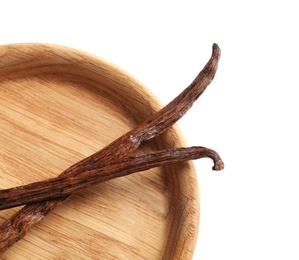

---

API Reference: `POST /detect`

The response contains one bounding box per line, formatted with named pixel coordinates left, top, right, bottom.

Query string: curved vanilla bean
left=56, top=43, right=221, bottom=172
left=0, top=146, right=223, bottom=211
left=0, top=44, right=221, bottom=252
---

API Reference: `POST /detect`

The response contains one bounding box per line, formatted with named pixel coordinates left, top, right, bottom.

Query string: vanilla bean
left=0, top=197, right=67, bottom=252
left=57, top=43, right=221, bottom=171
left=0, top=43, right=222, bottom=252
left=0, top=146, right=223, bottom=211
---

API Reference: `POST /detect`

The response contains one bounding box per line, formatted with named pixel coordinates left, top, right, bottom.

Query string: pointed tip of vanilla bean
left=212, top=43, right=221, bottom=62
left=212, top=160, right=224, bottom=171
left=212, top=43, right=219, bottom=50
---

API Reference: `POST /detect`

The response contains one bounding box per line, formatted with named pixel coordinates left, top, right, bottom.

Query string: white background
left=1, top=1, right=299, bottom=259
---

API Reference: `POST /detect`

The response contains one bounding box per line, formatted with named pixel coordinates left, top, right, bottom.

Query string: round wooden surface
left=0, top=44, right=199, bottom=259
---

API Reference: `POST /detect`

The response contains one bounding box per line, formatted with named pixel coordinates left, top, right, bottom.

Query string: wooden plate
left=0, top=44, right=199, bottom=259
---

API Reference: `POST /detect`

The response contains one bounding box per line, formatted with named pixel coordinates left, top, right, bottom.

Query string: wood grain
left=0, top=44, right=199, bottom=259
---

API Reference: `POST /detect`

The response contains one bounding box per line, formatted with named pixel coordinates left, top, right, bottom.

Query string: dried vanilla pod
left=0, top=44, right=223, bottom=253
